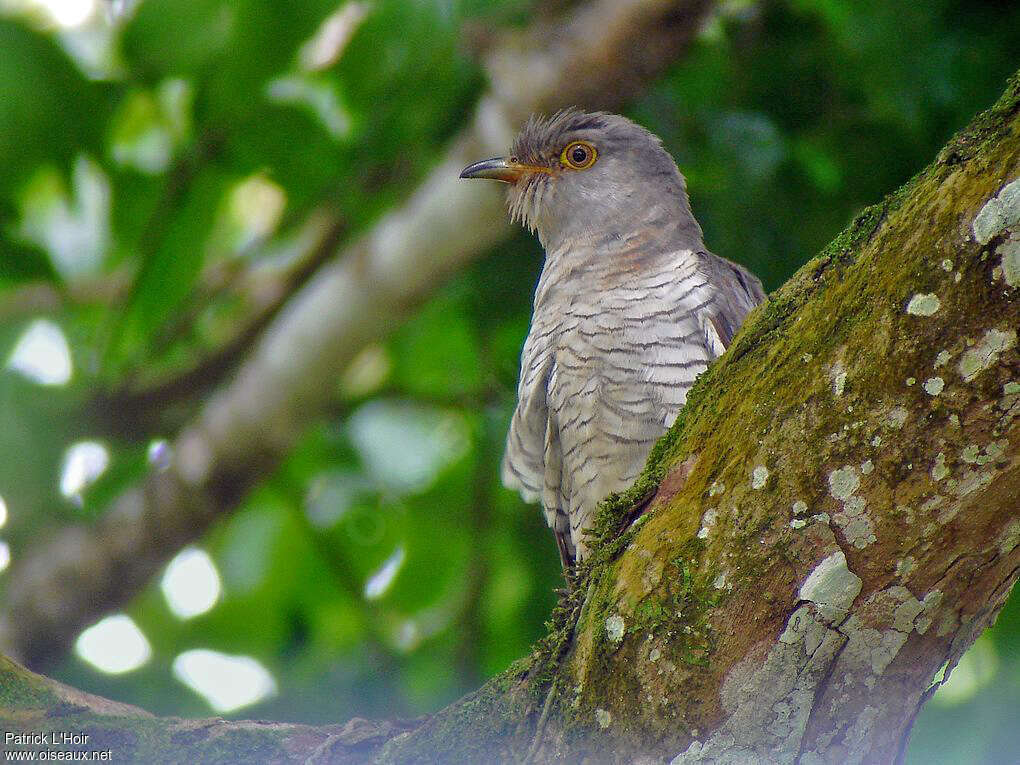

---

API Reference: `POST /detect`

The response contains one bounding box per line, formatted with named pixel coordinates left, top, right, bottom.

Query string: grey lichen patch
left=842, top=706, right=882, bottom=756
left=1000, top=236, right=1020, bottom=287
left=861, top=460, right=874, bottom=475
left=923, top=377, right=945, bottom=396
left=958, top=328, right=1017, bottom=381
left=594, top=708, right=612, bottom=730
left=697, top=508, right=718, bottom=539
left=827, top=465, right=875, bottom=547
left=670, top=614, right=844, bottom=765
left=798, top=550, right=863, bottom=623
left=790, top=519, right=807, bottom=529
left=830, top=360, right=848, bottom=397
left=888, top=587, right=926, bottom=633
left=917, top=591, right=943, bottom=635
left=963, top=439, right=1009, bottom=466
left=936, top=608, right=959, bottom=638
left=708, top=481, right=726, bottom=497
left=605, top=615, right=625, bottom=644
left=841, top=614, right=909, bottom=676
left=792, top=500, right=808, bottom=516
left=972, top=177, right=1020, bottom=244
left=828, top=466, right=860, bottom=501
left=779, top=605, right=813, bottom=645
left=906, top=293, right=941, bottom=316
left=886, top=406, right=909, bottom=430
left=998, top=520, right=1020, bottom=555
left=751, top=465, right=769, bottom=490
left=935, top=350, right=951, bottom=368
left=871, top=586, right=943, bottom=640
left=780, top=606, right=831, bottom=657
left=895, top=557, right=915, bottom=579
left=834, top=507, right=877, bottom=549
left=931, top=452, right=949, bottom=482
left=986, top=440, right=1008, bottom=461
left=1004, top=382, right=1020, bottom=395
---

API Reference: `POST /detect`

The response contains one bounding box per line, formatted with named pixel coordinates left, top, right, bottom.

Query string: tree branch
left=87, top=212, right=348, bottom=439
left=0, top=0, right=716, bottom=669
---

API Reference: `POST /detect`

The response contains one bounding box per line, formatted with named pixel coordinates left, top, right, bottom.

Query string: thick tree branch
left=0, top=0, right=715, bottom=669
left=381, top=71, right=1020, bottom=765
left=2, top=68, right=1018, bottom=765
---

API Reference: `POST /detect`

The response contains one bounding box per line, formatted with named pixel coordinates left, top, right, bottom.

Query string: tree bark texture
left=1, top=55, right=1018, bottom=765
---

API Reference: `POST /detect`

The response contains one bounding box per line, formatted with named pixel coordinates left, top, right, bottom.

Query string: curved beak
left=459, top=157, right=549, bottom=183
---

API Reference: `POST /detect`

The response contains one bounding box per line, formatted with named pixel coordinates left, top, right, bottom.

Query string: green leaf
left=0, top=370, right=83, bottom=537
left=224, top=101, right=343, bottom=216
left=109, top=169, right=230, bottom=365
left=0, top=20, right=111, bottom=200
left=122, top=0, right=338, bottom=120
left=0, top=236, right=59, bottom=284
left=390, top=296, right=484, bottom=399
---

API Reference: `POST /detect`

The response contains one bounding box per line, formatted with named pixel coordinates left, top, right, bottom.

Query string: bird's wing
left=500, top=344, right=552, bottom=507
left=696, top=250, right=767, bottom=349
left=501, top=347, right=575, bottom=559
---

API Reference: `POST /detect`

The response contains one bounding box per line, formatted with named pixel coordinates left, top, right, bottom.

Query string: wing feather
left=500, top=352, right=552, bottom=504
left=696, top=251, right=766, bottom=349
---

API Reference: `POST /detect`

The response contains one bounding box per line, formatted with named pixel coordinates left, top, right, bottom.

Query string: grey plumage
left=462, top=109, right=765, bottom=563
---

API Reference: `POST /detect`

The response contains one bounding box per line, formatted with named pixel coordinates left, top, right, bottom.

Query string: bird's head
left=460, top=109, right=700, bottom=252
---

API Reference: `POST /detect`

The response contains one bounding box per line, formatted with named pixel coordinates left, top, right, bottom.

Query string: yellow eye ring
left=560, top=140, right=597, bottom=170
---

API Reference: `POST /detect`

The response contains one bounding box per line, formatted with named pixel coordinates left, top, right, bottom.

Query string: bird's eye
left=560, top=141, right=597, bottom=170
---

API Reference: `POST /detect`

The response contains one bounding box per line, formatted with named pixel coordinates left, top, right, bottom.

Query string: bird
left=460, top=109, right=765, bottom=568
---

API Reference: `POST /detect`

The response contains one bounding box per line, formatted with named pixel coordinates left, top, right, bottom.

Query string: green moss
left=0, top=656, right=57, bottom=712
left=636, top=540, right=722, bottom=667
left=376, top=673, right=526, bottom=765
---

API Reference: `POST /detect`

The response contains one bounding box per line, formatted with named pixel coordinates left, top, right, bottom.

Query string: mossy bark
left=4, top=73, right=1020, bottom=765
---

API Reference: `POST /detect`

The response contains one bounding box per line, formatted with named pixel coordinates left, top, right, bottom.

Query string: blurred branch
left=0, top=268, right=132, bottom=319
left=1, top=212, right=346, bottom=437
left=0, top=653, right=420, bottom=763
left=0, top=0, right=716, bottom=669
left=3, top=213, right=348, bottom=441
left=89, top=212, right=348, bottom=438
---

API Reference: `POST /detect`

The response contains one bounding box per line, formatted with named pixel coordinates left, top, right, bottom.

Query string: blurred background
left=0, top=0, right=1017, bottom=761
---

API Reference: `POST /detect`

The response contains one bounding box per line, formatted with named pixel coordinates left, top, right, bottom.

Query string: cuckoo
left=461, top=110, right=765, bottom=567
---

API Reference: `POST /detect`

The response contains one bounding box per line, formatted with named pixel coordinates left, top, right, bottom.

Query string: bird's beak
left=459, top=157, right=549, bottom=183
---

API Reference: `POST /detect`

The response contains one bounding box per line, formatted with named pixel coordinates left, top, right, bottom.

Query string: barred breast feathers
left=502, top=243, right=766, bottom=560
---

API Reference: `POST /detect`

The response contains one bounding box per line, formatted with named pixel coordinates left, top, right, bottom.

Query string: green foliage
left=0, top=1, right=1018, bottom=761
left=0, top=20, right=112, bottom=201
left=110, top=169, right=231, bottom=365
